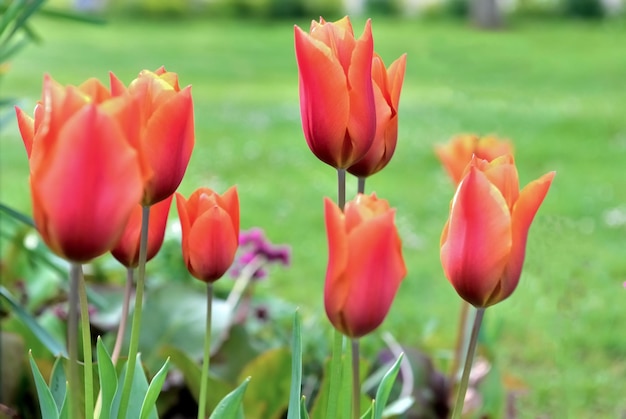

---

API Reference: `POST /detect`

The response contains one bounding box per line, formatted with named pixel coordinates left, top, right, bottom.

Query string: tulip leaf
left=209, top=377, right=250, bottom=419
left=373, top=353, right=403, bottom=419
left=1, top=286, right=68, bottom=357
left=49, top=357, right=67, bottom=413
left=111, top=354, right=152, bottom=419
left=29, top=351, right=60, bottom=419
left=287, top=310, right=302, bottom=419
left=360, top=400, right=374, bottom=419
left=0, top=202, right=35, bottom=227
left=300, top=396, right=310, bottom=419
left=96, top=337, right=117, bottom=419
left=139, top=357, right=170, bottom=419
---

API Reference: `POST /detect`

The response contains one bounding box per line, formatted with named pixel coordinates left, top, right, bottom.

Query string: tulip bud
left=176, top=187, right=240, bottom=283
left=440, top=155, right=555, bottom=307
left=324, top=194, right=407, bottom=338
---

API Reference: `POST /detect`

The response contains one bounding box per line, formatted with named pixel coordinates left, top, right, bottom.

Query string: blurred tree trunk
left=470, top=0, right=503, bottom=29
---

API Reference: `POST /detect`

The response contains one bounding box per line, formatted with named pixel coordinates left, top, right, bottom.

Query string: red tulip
left=324, top=194, right=407, bottom=338
left=110, top=67, right=195, bottom=205
left=440, top=155, right=555, bottom=307
left=15, top=75, right=143, bottom=262
left=176, top=187, right=239, bottom=283
left=294, top=17, right=376, bottom=169
left=111, top=195, right=173, bottom=268
left=434, top=134, right=514, bottom=185
left=348, top=53, right=407, bottom=178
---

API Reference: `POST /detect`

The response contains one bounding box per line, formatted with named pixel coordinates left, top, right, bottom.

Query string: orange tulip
left=324, top=194, right=407, bottom=338
left=440, top=155, right=555, bottom=307
left=176, top=187, right=239, bottom=283
left=434, top=134, right=514, bottom=185
left=348, top=53, right=407, bottom=178
left=111, top=195, right=173, bottom=268
left=294, top=17, right=376, bottom=169
left=110, top=67, right=195, bottom=205
left=15, top=75, right=143, bottom=262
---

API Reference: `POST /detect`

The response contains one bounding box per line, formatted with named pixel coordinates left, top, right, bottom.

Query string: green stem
left=351, top=339, right=360, bottom=419
left=117, top=205, right=150, bottom=419
left=112, top=268, right=134, bottom=365
left=449, top=301, right=471, bottom=399
left=451, top=307, right=485, bottom=419
left=198, top=283, right=214, bottom=419
left=357, top=177, right=365, bottom=194
left=68, top=264, right=80, bottom=419
left=77, top=264, right=94, bottom=419
left=337, top=169, right=346, bottom=210
left=325, top=329, right=345, bottom=419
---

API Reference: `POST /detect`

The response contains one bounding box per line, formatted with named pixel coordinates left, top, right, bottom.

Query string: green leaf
left=300, top=396, right=310, bottom=419
left=111, top=354, right=150, bottom=419
left=287, top=310, right=302, bottom=419
left=360, top=400, right=374, bottom=419
left=373, top=354, right=404, bottom=419
left=29, top=351, right=60, bottom=419
left=238, top=348, right=292, bottom=418
left=49, top=357, right=67, bottom=413
left=139, top=357, right=170, bottom=419
left=1, top=286, right=67, bottom=357
left=160, top=344, right=231, bottom=413
left=209, top=377, right=250, bottom=419
left=96, top=338, right=117, bottom=419
left=338, top=343, right=352, bottom=419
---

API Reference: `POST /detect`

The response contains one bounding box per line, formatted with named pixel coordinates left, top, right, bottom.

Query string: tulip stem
left=68, top=264, right=80, bottom=419
left=77, top=264, right=94, bottom=419
left=351, top=338, right=360, bottom=419
left=451, top=307, right=485, bottom=419
left=449, top=301, right=471, bottom=399
left=337, top=169, right=346, bottom=210
left=198, top=283, right=213, bottom=419
left=112, top=268, right=134, bottom=365
left=357, top=177, right=366, bottom=194
left=325, top=329, right=344, bottom=418
left=118, top=205, right=150, bottom=419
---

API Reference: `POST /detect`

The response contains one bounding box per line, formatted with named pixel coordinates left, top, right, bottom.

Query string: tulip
left=294, top=17, right=376, bottom=169
left=324, top=194, right=407, bottom=338
left=176, top=187, right=239, bottom=283
left=347, top=53, right=407, bottom=178
left=110, top=67, right=195, bottom=205
left=435, top=134, right=514, bottom=185
left=111, top=195, right=173, bottom=268
left=15, top=75, right=143, bottom=263
left=440, top=155, right=555, bottom=307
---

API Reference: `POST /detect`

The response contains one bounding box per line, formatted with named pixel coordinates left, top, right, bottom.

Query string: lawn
left=1, top=13, right=626, bottom=417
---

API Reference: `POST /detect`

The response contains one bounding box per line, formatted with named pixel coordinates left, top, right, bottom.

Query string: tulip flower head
left=176, top=187, right=240, bottom=283
left=324, top=194, right=407, bottom=338
left=435, top=134, right=514, bottom=185
left=440, top=155, right=555, bottom=307
left=16, top=75, right=143, bottom=262
left=111, top=196, right=173, bottom=268
left=294, top=17, right=376, bottom=169
left=348, top=53, right=407, bottom=178
left=110, top=67, right=195, bottom=205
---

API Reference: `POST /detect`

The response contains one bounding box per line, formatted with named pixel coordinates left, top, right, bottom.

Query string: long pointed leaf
left=1, top=286, right=67, bottom=357
left=209, top=377, right=251, bottom=419
left=29, top=351, right=60, bottom=419
left=96, top=338, right=117, bottom=419
left=287, top=310, right=302, bottom=419
left=373, top=354, right=404, bottom=419
left=300, top=396, right=310, bottom=419
left=49, top=357, right=67, bottom=413
left=139, top=358, right=170, bottom=419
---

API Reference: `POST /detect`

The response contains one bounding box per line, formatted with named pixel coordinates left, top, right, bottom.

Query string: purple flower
left=229, top=228, right=291, bottom=280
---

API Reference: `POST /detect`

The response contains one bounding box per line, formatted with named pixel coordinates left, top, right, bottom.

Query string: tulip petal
left=175, top=192, right=192, bottom=267
left=15, top=106, right=35, bottom=158
left=33, top=105, right=142, bottom=262
left=295, top=25, right=350, bottom=167
left=141, top=86, right=195, bottom=204
left=441, top=168, right=512, bottom=307
left=476, top=154, right=519, bottom=208
left=323, top=198, right=350, bottom=313
left=339, top=211, right=406, bottom=337
left=187, top=206, right=239, bottom=282
left=499, top=171, right=555, bottom=301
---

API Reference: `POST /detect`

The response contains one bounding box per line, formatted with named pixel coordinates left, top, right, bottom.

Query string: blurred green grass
left=1, top=15, right=626, bottom=417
